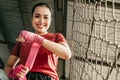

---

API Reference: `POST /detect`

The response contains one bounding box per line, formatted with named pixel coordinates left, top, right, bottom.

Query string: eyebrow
left=34, top=13, right=49, bottom=17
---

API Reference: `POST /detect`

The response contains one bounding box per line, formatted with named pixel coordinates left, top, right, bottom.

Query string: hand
left=8, top=64, right=29, bottom=79
left=16, top=30, right=44, bottom=44
left=16, top=36, right=25, bottom=42
left=16, top=65, right=29, bottom=78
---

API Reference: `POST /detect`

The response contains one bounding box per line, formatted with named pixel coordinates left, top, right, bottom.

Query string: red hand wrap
left=8, top=64, right=25, bottom=79
left=20, top=30, right=44, bottom=44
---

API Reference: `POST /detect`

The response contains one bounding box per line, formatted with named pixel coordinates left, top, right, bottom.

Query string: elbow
left=58, top=47, right=72, bottom=59
left=67, top=53, right=72, bottom=59
left=64, top=51, right=72, bottom=59
left=65, top=55, right=71, bottom=60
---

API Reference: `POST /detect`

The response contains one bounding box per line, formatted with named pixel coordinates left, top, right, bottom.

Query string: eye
left=44, top=16, right=48, bottom=19
left=35, top=15, right=40, bottom=18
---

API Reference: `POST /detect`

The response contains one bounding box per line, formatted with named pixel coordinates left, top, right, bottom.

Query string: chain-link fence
left=66, top=0, right=120, bottom=80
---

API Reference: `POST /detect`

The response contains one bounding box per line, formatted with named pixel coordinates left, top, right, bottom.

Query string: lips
left=37, top=24, right=44, bottom=29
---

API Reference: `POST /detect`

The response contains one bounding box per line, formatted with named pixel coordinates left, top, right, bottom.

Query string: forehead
left=34, top=6, right=51, bottom=16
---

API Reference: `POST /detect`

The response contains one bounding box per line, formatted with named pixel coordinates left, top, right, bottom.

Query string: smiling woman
left=32, top=5, right=52, bottom=35
left=4, top=2, right=71, bottom=80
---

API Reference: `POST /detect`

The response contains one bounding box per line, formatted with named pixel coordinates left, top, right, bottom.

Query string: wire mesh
left=66, top=0, right=120, bottom=80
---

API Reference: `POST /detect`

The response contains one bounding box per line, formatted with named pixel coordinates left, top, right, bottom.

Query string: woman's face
left=32, top=6, right=52, bottom=35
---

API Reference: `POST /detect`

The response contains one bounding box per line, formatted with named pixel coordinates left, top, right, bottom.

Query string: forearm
left=42, top=39, right=71, bottom=59
left=4, top=65, right=13, bottom=75
left=19, top=30, right=71, bottom=59
left=4, top=55, right=19, bottom=75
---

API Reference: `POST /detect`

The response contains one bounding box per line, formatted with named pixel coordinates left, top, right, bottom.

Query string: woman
left=4, top=2, right=71, bottom=80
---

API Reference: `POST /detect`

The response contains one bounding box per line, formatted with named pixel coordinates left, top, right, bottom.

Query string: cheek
left=32, top=21, right=34, bottom=26
left=47, top=19, right=51, bottom=25
left=31, top=18, right=34, bottom=24
left=32, top=22, right=37, bottom=29
left=32, top=19, right=37, bottom=25
left=32, top=17, right=38, bottom=22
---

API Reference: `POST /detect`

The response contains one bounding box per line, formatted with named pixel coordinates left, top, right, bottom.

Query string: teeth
left=38, top=24, right=43, bottom=27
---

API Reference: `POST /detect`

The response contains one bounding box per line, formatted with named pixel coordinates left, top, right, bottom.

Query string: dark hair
left=32, top=2, right=53, bottom=17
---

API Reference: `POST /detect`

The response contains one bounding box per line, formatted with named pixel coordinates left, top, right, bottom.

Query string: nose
left=39, top=17, right=44, bottom=23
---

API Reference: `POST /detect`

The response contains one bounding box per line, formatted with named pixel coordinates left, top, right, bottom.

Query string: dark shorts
left=26, top=72, right=53, bottom=80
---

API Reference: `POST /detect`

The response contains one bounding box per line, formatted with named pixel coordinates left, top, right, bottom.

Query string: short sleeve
left=55, top=33, right=67, bottom=43
left=10, top=42, right=20, bottom=57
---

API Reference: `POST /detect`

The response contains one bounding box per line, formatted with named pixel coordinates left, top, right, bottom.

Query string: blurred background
left=0, top=0, right=120, bottom=80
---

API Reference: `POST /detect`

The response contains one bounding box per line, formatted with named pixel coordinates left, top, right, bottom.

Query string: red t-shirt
left=11, top=33, right=66, bottom=79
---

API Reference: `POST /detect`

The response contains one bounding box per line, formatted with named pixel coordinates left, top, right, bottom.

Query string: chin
left=35, top=30, right=42, bottom=33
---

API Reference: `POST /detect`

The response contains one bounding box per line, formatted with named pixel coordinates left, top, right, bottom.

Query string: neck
left=35, top=31, right=48, bottom=35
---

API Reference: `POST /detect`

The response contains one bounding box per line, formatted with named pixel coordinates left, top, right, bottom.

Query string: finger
left=24, top=66, right=29, bottom=71
left=20, top=69, right=27, bottom=74
left=22, top=66, right=29, bottom=74
left=20, top=37, right=25, bottom=42
left=20, top=66, right=29, bottom=75
left=16, top=37, right=25, bottom=42
left=17, top=70, right=26, bottom=78
left=16, top=73, right=24, bottom=78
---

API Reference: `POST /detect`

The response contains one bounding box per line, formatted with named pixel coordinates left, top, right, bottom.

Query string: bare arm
left=42, top=39, right=72, bottom=59
left=4, top=55, right=19, bottom=75
left=16, top=31, right=72, bottom=59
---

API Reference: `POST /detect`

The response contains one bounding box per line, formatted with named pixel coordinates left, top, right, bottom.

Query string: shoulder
left=55, top=33, right=64, bottom=37
left=10, top=42, right=20, bottom=56
left=55, top=33, right=66, bottom=43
